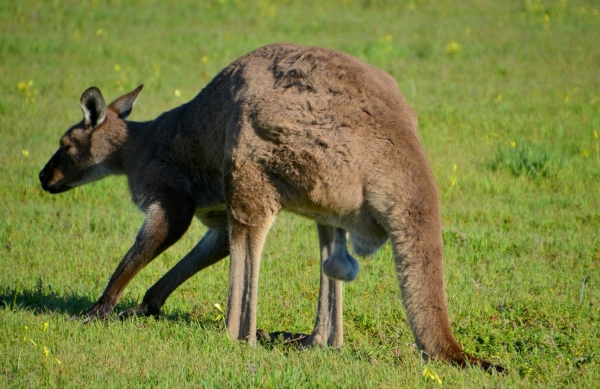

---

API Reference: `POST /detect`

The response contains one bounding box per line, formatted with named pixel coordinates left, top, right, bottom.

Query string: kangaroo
left=39, top=43, right=502, bottom=372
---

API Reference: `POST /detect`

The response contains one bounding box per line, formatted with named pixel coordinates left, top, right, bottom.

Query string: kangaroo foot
left=118, top=303, right=161, bottom=319
left=80, top=297, right=114, bottom=323
left=256, top=329, right=312, bottom=347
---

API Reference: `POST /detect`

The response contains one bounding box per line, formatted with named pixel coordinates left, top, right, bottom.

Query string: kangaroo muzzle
left=39, top=154, right=70, bottom=194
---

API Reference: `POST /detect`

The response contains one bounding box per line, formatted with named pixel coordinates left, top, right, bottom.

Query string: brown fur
left=39, top=43, right=502, bottom=372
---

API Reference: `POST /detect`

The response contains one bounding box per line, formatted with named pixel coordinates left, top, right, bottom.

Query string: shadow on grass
left=0, top=282, right=223, bottom=329
left=0, top=283, right=99, bottom=317
left=0, top=280, right=319, bottom=342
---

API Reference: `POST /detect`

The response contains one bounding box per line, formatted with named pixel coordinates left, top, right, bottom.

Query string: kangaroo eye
left=61, top=144, right=72, bottom=152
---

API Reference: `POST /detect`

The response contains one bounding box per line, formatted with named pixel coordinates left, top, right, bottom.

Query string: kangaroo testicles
left=322, top=228, right=359, bottom=282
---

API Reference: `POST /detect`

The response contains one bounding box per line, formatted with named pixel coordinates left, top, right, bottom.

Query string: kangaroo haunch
left=39, top=43, right=502, bottom=372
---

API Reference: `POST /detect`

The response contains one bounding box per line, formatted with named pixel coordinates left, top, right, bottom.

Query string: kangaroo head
left=39, top=85, right=143, bottom=194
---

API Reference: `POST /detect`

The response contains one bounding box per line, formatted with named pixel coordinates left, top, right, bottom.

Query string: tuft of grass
left=491, top=140, right=556, bottom=178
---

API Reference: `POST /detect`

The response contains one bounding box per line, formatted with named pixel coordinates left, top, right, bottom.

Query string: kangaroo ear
left=80, top=87, right=107, bottom=129
left=109, top=84, right=144, bottom=119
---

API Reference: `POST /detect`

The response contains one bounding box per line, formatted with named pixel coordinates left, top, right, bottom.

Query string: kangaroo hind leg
left=305, top=224, right=345, bottom=347
left=264, top=223, right=345, bottom=348
left=225, top=213, right=277, bottom=345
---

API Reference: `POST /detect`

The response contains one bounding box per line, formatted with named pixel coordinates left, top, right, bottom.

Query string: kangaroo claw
left=80, top=299, right=114, bottom=323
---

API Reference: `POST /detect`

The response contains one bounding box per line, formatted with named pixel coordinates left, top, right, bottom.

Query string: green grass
left=1, top=0, right=599, bottom=387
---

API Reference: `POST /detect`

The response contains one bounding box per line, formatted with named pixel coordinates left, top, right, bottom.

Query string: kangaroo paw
left=80, top=298, right=114, bottom=323
left=118, top=303, right=161, bottom=319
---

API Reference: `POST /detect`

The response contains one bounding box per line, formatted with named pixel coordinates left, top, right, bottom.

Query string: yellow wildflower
left=43, top=345, right=50, bottom=356
left=213, top=303, right=225, bottom=321
left=43, top=322, right=48, bottom=332
left=174, top=89, right=182, bottom=97
left=449, top=164, right=457, bottom=187
left=445, top=40, right=461, bottom=55
left=18, top=80, right=33, bottom=92
left=422, top=368, right=442, bottom=385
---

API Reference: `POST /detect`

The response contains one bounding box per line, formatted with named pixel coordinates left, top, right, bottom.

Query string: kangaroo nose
left=39, top=170, right=46, bottom=180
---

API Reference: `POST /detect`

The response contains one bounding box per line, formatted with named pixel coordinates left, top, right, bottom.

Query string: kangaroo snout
left=39, top=158, right=69, bottom=194
left=39, top=165, right=52, bottom=192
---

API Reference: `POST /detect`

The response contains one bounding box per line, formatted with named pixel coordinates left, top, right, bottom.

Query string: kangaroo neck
left=121, top=103, right=190, bottom=172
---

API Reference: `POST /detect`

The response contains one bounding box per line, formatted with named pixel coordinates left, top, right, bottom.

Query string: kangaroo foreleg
left=119, top=227, right=230, bottom=318
left=83, top=197, right=195, bottom=321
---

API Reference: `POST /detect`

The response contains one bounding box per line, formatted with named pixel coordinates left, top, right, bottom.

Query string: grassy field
left=1, top=0, right=599, bottom=387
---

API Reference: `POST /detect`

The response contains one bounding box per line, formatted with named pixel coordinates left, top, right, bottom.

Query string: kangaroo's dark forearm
left=100, top=243, right=160, bottom=306
left=142, top=228, right=230, bottom=308
left=101, top=198, right=196, bottom=308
